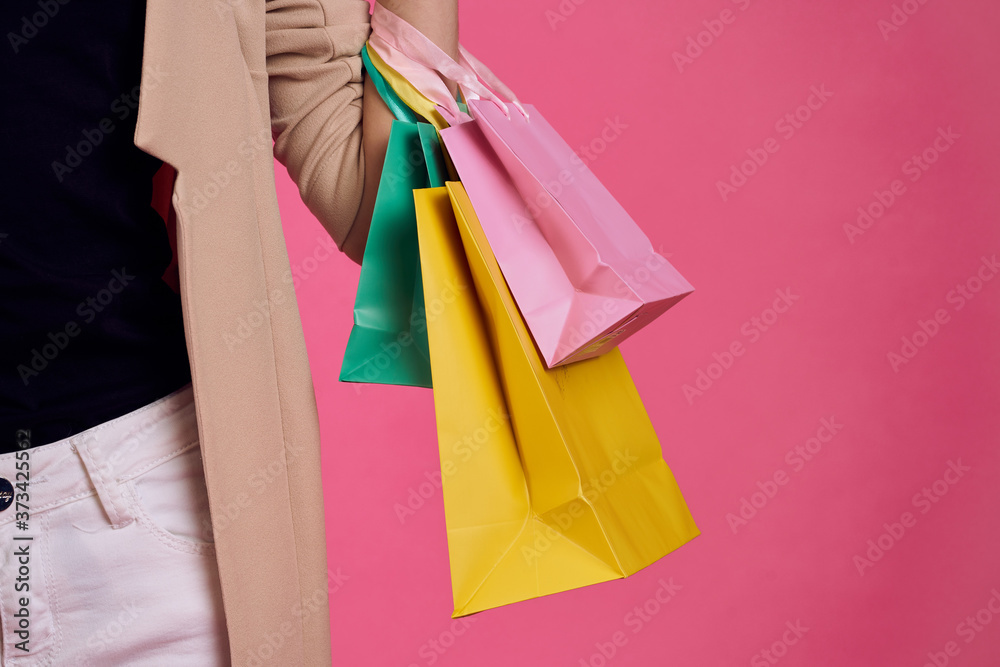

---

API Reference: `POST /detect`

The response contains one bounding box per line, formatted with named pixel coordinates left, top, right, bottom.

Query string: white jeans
left=0, top=382, right=230, bottom=665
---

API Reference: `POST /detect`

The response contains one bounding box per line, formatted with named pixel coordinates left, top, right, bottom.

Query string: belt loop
left=73, top=434, right=135, bottom=529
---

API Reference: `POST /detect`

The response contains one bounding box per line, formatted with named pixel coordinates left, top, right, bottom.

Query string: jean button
left=0, top=477, right=13, bottom=512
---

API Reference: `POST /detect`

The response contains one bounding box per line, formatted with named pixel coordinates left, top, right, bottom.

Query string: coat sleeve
left=265, top=0, right=372, bottom=250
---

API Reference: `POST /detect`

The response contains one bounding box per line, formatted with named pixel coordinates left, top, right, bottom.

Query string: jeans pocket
left=123, top=444, right=216, bottom=555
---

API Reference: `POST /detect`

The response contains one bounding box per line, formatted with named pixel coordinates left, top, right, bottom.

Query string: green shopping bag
left=339, top=50, right=447, bottom=387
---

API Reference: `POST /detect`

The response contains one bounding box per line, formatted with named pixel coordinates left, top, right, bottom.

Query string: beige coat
left=135, top=0, right=372, bottom=663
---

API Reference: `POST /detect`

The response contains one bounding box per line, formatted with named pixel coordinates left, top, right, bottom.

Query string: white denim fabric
left=0, top=382, right=230, bottom=665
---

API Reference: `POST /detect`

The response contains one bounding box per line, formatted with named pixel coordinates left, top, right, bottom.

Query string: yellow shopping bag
left=413, top=184, right=700, bottom=617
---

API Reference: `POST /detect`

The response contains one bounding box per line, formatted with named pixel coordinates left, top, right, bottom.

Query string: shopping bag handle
left=364, top=41, right=453, bottom=130
left=360, top=43, right=421, bottom=124
left=369, top=2, right=529, bottom=122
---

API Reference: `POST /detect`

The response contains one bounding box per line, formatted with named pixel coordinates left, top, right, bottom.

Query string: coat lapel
left=132, top=2, right=329, bottom=664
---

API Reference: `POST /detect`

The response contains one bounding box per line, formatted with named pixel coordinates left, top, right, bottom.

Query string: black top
left=1, top=1, right=192, bottom=452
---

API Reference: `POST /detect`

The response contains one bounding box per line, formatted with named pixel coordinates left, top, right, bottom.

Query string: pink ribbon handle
left=369, top=3, right=529, bottom=121
left=456, top=46, right=528, bottom=119
left=367, top=31, right=468, bottom=121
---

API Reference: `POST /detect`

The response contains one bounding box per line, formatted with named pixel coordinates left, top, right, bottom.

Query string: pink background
left=274, top=0, right=1000, bottom=664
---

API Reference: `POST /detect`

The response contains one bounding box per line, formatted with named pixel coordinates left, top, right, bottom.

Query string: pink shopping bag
left=370, top=4, right=694, bottom=367
left=449, top=99, right=694, bottom=366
